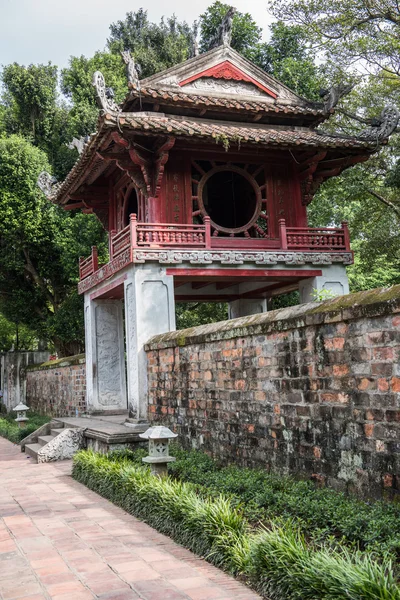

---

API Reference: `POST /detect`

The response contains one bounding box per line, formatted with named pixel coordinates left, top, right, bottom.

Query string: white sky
left=0, top=0, right=272, bottom=70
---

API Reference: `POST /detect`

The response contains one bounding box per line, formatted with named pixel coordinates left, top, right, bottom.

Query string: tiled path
left=0, top=437, right=261, bottom=600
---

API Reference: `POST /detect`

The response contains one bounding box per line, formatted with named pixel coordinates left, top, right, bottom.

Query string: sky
left=0, top=0, right=272, bottom=70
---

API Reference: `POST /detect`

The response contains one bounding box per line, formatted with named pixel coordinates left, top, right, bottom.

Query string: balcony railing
left=79, top=246, right=98, bottom=281
left=279, top=219, right=350, bottom=252
left=79, top=215, right=351, bottom=280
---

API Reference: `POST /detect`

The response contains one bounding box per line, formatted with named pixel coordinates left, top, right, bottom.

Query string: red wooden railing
left=108, top=214, right=212, bottom=260
left=79, top=217, right=351, bottom=280
left=79, top=246, right=98, bottom=280
left=279, top=219, right=350, bottom=252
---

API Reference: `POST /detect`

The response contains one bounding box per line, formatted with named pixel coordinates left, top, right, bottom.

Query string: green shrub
left=249, top=525, right=400, bottom=600
left=72, top=450, right=400, bottom=600
left=0, top=412, right=50, bottom=443
left=165, top=445, right=400, bottom=560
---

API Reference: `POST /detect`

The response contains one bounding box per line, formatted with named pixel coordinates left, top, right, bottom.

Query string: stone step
left=50, top=428, right=64, bottom=437
left=25, top=443, right=42, bottom=462
left=37, top=435, right=55, bottom=447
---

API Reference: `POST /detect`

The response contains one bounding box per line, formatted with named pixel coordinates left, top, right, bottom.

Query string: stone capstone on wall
left=145, top=285, right=400, bottom=498
left=37, top=428, right=84, bottom=463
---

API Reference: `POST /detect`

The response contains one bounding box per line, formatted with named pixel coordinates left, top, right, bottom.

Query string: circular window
left=197, top=166, right=262, bottom=234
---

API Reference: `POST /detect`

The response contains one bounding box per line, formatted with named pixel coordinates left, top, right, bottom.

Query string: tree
left=1, top=63, right=58, bottom=142
left=253, top=21, right=324, bottom=99
left=0, top=135, right=107, bottom=356
left=267, top=0, right=400, bottom=80
left=199, top=1, right=262, bottom=54
left=176, top=302, right=228, bottom=329
left=1, top=63, right=78, bottom=180
left=107, top=9, right=192, bottom=78
left=61, top=51, right=128, bottom=142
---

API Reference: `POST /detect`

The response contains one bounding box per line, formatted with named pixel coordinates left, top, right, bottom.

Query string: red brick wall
left=26, top=355, right=86, bottom=417
left=145, top=287, right=400, bottom=498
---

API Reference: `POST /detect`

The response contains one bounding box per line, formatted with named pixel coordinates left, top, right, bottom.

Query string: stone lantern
left=14, top=402, right=29, bottom=428
left=139, top=426, right=178, bottom=477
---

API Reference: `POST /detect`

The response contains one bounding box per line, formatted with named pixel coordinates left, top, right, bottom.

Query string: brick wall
left=145, top=286, right=400, bottom=498
left=26, top=354, right=86, bottom=417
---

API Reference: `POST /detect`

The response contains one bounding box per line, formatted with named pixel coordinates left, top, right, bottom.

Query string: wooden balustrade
left=79, top=246, right=98, bottom=280
left=79, top=218, right=351, bottom=280
left=279, top=219, right=351, bottom=252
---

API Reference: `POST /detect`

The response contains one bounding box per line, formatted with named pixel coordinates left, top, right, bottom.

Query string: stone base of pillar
left=228, top=298, right=268, bottom=319
left=299, top=264, right=350, bottom=304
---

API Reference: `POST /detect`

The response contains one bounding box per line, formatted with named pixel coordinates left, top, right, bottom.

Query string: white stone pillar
left=299, top=264, right=350, bottom=304
left=228, top=298, right=268, bottom=319
left=124, top=265, right=176, bottom=421
left=84, top=297, right=127, bottom=412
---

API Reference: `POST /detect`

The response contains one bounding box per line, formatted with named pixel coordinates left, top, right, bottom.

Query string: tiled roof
left=50, top=113, right=374, bottom=205
left=125, top=87, right=325, bottom=117
left=113, top=113, right=375, bottom=150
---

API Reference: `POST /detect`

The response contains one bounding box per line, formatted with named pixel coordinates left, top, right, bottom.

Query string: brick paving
left=0, top=437, right=260, bottom=600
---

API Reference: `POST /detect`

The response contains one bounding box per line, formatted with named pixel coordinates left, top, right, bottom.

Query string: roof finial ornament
left=319, top=83, right=354, bottom=112
left=37, top=171, right=57, bottom=198
left=92, top=71, right=121, bottom=114
left=121, top=50, right=141, bottom=90
left=189, top=22, right=199, bottom=59
left=67, top=136, right=90, bottom=155
left=359, top=105, right=399, bottom=141
left=210, top=6, right=237, bottom=49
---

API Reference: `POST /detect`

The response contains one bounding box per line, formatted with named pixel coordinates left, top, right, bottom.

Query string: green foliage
left=72, top=449, right=400, bottom=599
left=267, top=0, right=400, bottom=80
left=107, top=9, right=192, bottom=78
left=311, top=288, right=337, bottom=302
left=0, top=314, right=36, bottom=352
left=1, top=63, right=58, bottom=142
left=61, top=52, right=127, bottom=140
left=0, top=412, right=50, bottom=443
left=165, top=445, right=400, bottom=560
left=199, top=1, right=261, bottom=55
left=253, top=21, right=325, bottom=99
left=176, top=302, right=228, bottom=329
left=0, top=135, right=107, bottom=355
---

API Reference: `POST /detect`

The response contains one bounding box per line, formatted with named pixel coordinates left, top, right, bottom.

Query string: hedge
left=110, top=446, right=400, bottom=561
left=0, top=412, right=50, bottom=443
left=72, top=450, right=400, bottom=600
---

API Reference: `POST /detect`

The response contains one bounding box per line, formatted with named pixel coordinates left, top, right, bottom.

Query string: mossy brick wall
left=145, top=285, right=400, bottom=498
left=26, top=354, right=86, bottom=417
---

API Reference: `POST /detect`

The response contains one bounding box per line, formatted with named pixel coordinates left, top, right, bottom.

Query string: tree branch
left=364, top=188, right=400, bottom=219
left=22, top=248, right=56, bottom=309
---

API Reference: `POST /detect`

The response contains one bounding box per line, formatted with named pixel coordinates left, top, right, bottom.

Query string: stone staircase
left=24, top=425, right=64, bottom=462
left=20, top=414, right=147, bottom=464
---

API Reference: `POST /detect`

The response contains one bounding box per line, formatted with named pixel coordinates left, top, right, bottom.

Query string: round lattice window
left=192, top=162, right=268, bottom=238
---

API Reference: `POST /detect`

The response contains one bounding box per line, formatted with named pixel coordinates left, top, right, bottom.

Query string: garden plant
left=72, top=448, right=400, bottom=600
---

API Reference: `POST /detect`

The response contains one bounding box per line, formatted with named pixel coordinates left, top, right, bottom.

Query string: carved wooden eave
left=295, top=150, right=371, bottom=205
left=98, top=131, right=176, bottom=198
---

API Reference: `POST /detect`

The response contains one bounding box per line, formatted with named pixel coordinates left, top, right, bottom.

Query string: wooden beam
left=97, top=151, right=129, bottom=162
left=64, top=202, right=84, bottom=210
left=167, top=269, right=323, bottom=278
left=191, top=281, right=212, bottom=290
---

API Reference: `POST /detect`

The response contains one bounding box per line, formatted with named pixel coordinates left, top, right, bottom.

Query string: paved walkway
left=0, top=437, right=260, bottom=600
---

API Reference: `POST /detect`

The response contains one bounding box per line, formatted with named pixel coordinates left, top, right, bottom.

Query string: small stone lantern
left=139, top=426, right=178, bottom=477
left=14, top=402, right=29, bottom=428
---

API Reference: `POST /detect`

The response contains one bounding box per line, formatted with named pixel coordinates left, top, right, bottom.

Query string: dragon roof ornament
left=210, top=6, right=237, bottom=49
left=92, top=71, right=121, bottom=114
left=67, top=135, right=90, bottom=155
left=359, top=105, right=399, bottom=142
left=37, top=171, right=58, bottom=198
left=121, top=50, right=141, bottom=90
left=319, top=83, right=354, bottom=112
